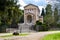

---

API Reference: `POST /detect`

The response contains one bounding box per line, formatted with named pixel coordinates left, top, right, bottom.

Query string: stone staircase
left=18, top=23, right=36, bottom=33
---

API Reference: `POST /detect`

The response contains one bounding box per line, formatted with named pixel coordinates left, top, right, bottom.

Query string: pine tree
left=41, top=8, right=45, bottom=16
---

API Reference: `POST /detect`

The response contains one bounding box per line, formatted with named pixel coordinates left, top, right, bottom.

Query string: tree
left=44, top=4, right=54, bottom=27
left=45, top=4, right=52, bottom=15
left=41, top=8, right=45, bottom=16
left=0, top=0, right=23, bottom=32
left=54, top=7, right=58, bottom=23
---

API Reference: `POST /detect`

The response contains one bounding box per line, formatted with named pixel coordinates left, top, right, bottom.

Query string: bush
left=57, top=24, right=60, bottom=28
left=13, top=32, right=19, bottom=35
left=0, top=25, right=7, bottom=33
left=36, top=20, right=42, bottom=25
left=41, top=24, right=49, bottom=31
left=35, top=23, right=49, bottom=31
left=31, top=20, right=49, bottom=31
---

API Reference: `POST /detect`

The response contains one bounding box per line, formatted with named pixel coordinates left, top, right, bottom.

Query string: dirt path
left=0, top=31, right=60, bottom=40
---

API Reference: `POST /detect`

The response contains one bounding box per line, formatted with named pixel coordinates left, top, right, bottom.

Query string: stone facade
left=24, top=4, right=43, bottom=24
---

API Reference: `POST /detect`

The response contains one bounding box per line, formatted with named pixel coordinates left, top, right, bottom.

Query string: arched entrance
left=27, top=15, right=32, bottom=23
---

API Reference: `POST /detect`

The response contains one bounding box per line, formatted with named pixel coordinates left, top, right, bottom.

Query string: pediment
left=24, top=4, right=38, bottom=9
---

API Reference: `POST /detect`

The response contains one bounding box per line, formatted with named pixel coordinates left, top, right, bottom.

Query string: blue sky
left=18, top=0, right=49, bottom=10
left=18, top=0, right=60, bottom=10
left=23, top=0, right=47, bottom=6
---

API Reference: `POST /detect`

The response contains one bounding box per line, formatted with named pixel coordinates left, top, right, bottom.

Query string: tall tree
left=41, top=8, right=45, bottom=16
left=44, top=4, right=54, bottom=27
left=45, top=4, right=52, bottom=15
left=54, top=7, right=58, bottom=23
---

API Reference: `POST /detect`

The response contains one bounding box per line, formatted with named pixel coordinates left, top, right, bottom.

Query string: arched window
left=27, top=15, right=32, bottom=23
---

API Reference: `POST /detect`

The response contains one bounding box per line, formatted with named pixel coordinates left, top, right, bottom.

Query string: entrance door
left=27, top=15, right=32, bottom=23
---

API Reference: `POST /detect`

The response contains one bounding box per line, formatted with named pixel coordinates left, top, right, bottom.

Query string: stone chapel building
left=6, top=4, right=43, bottom=33
left=24, top=4, right=43, bottom=24
left=18, top=4, right=43, bottom=32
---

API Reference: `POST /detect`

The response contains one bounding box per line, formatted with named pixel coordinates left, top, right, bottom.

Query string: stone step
left=19, top=23, right=36, bottom=33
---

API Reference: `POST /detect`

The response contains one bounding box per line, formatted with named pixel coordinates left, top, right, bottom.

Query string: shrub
left=13, top=32, right=19, bottom=35
left=31, top=20, right=49, bottom=31
left=0, top=25, right=7, bottom=33
left=57, top=23, right=60, bottom=28
left=36, top=20, right=42, bottom=25
left=41, top=24, right=49, bottom=31
left=35, top=23, right=49, bottom=31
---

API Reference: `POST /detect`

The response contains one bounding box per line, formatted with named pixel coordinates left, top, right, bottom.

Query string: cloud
left=18, top=0, right=27, bottom=10
left=46, top=0, right=60, bottom=3
left=20, top=7, right=24, bottom=10
left=39, top=6, right=43, bottom=15
left=39, top=6, right=43, bottom=11
left=46, top=0, right=60, bottom=5
left=18, top=0, right=27, bottom=6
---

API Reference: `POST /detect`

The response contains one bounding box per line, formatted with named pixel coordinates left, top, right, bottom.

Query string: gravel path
left=0, top=31, right=60, bottom=40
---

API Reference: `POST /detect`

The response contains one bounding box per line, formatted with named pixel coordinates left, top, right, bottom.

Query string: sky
left=18, top=0, right=48, bottom=10
left=18, top=0, right=60, bottom=10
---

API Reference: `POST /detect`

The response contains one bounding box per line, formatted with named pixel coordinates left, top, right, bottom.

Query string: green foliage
left=45, top=4, right=52, bottom=15
left=41, top=23, right=48, bottom=31
left=44, top=4, right=59, bottom=26
left=0, top=0, right=23, bottom=32
left=44, top=4, right=59, bottom=30
left=41, top=8, right=45, bottom=16
left=56, top=23, right=60, bottom=28
left=19, top=15, right=24, bottom=23
left=0, top=25, right=7, bottom=33
left=54, top=7, right=59, bottom=23
left=34, top=20, right=49, bottom=31
left=36, top=20, right=42, bottom=25
left=44, top=4, right=54, bottom=27
left=44, top=14, right=54, bottom=25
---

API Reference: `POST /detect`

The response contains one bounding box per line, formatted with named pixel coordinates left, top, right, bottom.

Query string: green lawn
left=0, top=33, right=28, bottom=38
left=42, top=33, right=60, bottom=40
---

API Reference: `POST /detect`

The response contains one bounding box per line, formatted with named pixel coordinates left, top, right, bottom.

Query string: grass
left=42, top=33, right=60, bottom=40
left=0, top=33, right=28, bottom=38
left=19, top=33, right=28, bottom=36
